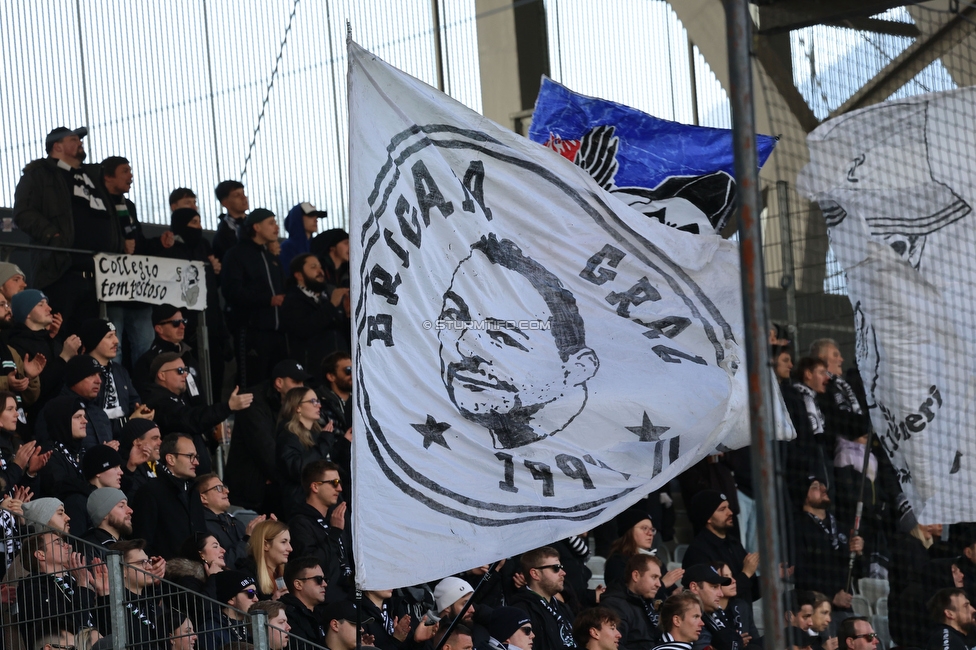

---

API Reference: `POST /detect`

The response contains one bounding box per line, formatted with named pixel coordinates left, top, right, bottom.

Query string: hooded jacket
left=600, top=585, right=662, bottom=650
left=13, top=157, right=123, bottom=288
left=279, top=203, right=312, bottom=273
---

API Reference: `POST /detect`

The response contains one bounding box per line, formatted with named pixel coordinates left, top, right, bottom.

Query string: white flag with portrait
left=349, top=42, right=763, bottom=589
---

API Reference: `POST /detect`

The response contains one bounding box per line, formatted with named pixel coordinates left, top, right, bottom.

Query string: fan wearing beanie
left=433, top=576, right=479, bottom=645
left=6, top=289, right=82, bottom=414
left=681, top=490, right=760, bottom=603
left=34, top=354, right=106, bottom=450
left=486, top=606, right=535, bottom=650
left=80, top=487, right=132, bottom=551
left=197, top=570, right=256, bottom=650
left=605, top=509, right=682, bottom=594
left=77, top=317, right=154, bottom=440
left=63, top=441, right=124, bottom=535
left=0, top=288, right=46, bottom=409
left=118, top=418, right=163, bottom=496
left=21, top=496, right=71, bottom=532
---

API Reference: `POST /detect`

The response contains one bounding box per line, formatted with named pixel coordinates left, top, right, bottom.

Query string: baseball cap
left=684, top=564, right=732, bottom=587
left=46, top=126, right=88, bottom=152
left=299, top=202, right=327, bottom=218
left=322, top=600, right=374, bottom=625
left=272, top=359, right=312, bottom=382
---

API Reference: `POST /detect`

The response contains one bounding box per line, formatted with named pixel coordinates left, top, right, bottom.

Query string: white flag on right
left=798, top=87, right=976, bottom=523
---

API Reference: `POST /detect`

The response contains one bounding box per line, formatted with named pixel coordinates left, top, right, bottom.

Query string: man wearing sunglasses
left=143, top=351, right=253, bottom=476
left=486, top=606, right=535, bottom=650
left=198, top=570, right=258, bottom=650
left=838, top=618, right=878, bottom=650
left=197, top=472, right=269, bottom=570
left=511, top=547, right=577, bottom=650
left=289, top=460, right=352, bottom=603
left=132, top=304, right=203, bottom=404
left=281, top=556, right=329, bottom=646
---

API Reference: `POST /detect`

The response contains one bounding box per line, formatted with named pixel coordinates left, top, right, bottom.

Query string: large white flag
left=798, top=87, right=976, bottom=523
left=349, top=42, right=755, bottom=589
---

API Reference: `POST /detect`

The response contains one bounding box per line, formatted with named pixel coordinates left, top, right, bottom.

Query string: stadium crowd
left=0, top=125, right=970, bottom=650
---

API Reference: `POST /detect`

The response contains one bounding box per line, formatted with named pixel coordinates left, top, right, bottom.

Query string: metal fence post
left=725, top=2, right=786, bottom=650
left=198, top=309, right=214, bottom=405
left=251, top=608, right=270, bottom=650
left=106, top=551, right=127, bottom=650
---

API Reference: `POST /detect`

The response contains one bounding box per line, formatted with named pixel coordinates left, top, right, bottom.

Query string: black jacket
left=17, top=572, right=102, bottom=650
left=692, top=610, right=743, bottom=650
left=288, top=501, right=352, bottom=603
left=224, top=381, right=280, bottom=511
left=212, top=215, right=244, bottom=262
left=204, top=508, right=249, bottom=571
left=793, top=509, right=858, bottom=602
left=131, top=468, right=208, bottom=559
left=133, top=337, right=203, bottom=405
left=600, top=585, right=662, bottom=650
left=122, top=461, right=159, bottom=499
left=682, top=529, right=759, bottom=602
left=282, top=285, right=348, bottom=375
left=926, top=624, right=970, bottom=650
left=510, top=588, right=578, bottom=650
left=7, top=323, right=68, bottom=422
left=281, top=593, right=327, bottom=649
left=221, top=238, right=284, bottom=332
left=275, top=423, right=335, bottom=519
left=781, top=383, right=834, bottom=482
left=13, top=157, right=122, bottom=288
left=37, top=443, right=91, bottom=529
left=143, top=383, right=232, bottom=476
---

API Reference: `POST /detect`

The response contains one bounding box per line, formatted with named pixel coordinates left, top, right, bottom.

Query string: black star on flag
left=626, top=412, right=680, bottom=477
left=626, top=412, right=670, bottom=442
left=412, top=415, right=452, bottom=450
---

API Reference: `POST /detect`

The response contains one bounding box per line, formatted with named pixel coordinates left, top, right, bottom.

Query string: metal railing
left=0, top=523, right=325, bottom=650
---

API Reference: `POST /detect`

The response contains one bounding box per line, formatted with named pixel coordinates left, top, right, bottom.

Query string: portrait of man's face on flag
left=437, top=234, right=599, bottom=450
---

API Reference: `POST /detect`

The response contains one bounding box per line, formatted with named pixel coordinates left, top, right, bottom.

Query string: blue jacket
left=279, top=203, right=311, bottom=273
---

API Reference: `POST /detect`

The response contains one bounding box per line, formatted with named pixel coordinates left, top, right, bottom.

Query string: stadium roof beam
left=823, top=17, right=920, bottom=37
left=752, top=0, right=926, bottom=34
left=830, top=3, right=976, bottom=117
left=753, top=32, right=821, bottom=133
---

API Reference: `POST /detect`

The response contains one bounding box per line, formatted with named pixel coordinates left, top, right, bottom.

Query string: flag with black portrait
left=349, top=42, right=768, bottom=589
left=529, top=78, right=777, bottom=237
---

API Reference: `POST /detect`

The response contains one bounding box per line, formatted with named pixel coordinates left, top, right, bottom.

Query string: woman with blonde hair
left=245, top=519, right=291, bottom=600
left=275, top=386, right=334, bottom=518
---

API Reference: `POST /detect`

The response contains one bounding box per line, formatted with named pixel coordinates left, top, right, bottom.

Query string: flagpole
left=725, top=4, right=785, bottom=650
left=434, top=561, right=501, bottom=650
left=846, top=429, right=874, bottom=592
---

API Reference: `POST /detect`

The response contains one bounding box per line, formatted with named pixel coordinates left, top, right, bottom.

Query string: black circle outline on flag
left=356, top=125, right=737, bottom=525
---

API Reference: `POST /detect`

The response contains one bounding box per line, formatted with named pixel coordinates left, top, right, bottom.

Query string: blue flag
left=529, top=77, right=777, bottom=234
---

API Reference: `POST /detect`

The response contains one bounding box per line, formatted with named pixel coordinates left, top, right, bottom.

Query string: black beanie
left=64, top=355, right=103, bottom=387
left=78, top=319, right=115, bottom=355
left=615, top=508, right=653, bottom=538
left=82, top=445, right=123, bottom=480
left=689, top=489, right=728, bottom=533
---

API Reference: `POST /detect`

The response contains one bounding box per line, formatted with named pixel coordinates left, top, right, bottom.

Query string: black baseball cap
left=46, top=126, right=88, bottom=152
left=272, top=359, right=312, bottom=382
left=322, top=600, right=373, bottom=625
left=684, top=564, right=732, bottom=586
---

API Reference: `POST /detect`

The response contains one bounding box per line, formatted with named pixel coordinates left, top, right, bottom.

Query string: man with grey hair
left=808, top=339, right=870, bottom=441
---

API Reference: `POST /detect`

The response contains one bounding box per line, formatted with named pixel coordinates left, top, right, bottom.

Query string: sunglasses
left=298, top=575, right=327, bottom=585
left=852, top=634, right=879, bottom=642
left=243, top=589, right=258, bottom=598
left=342, top=366, right=352, bottom=376
left=534, top=564, right=565, bottom=573
left=314, top=478, right=342, bottom=488
left=519, top=627, right=533, bottom=635
left=163, top=319, right=188, bottom=327
left=162, top=366, right=189, bottom=375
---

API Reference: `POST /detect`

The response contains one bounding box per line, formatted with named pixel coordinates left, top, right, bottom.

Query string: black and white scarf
left=793, top=383, right=824, bottom=435
left=101, top=364, right=123, bottom=420
left=828, top=373, right=863, bottom=415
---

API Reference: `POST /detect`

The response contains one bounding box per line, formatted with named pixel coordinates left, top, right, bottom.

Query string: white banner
left=798, top=87, right=976, bottom=523
left=349, top=42, right=765, bottom=589
left=94, top=254, right=206, bottom=310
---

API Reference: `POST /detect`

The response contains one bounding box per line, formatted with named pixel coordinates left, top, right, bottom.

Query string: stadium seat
left=587, top=575, right=605, bottom=590
left=656, top=544, right=672, bottom=565
left=875, top=596, right=888, bottom=617
left=586, top=555, right=606, bottom=576
left=752, top=599, right=764, bottom=636
left=852, top=594, right=873, bottom=617
left=858, top=578, right=890, bottom=606
left=668, top=561, right=682, bottom=573
left=674, top=544, right=689, bottom=563
left=871, top=614, right=891, bottom=649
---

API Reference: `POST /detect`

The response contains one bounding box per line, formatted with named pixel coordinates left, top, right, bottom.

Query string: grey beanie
left=22, top=497, right=63, bottom=526
left=87, top=488, right=127, bottom=526
left=0, top=262, right=25, bottom=287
